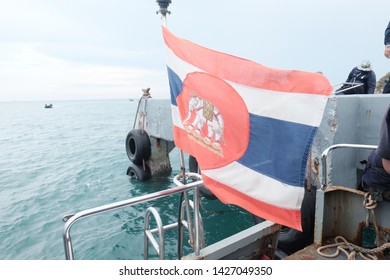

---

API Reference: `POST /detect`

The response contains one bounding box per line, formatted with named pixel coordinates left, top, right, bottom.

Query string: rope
left=317, top=192, right=390, bottom=260
left=317, top=236, right=390, bottom=260
left=306, top=149, right=312, bottom=191
left=363, top=192, right=380, bottom=245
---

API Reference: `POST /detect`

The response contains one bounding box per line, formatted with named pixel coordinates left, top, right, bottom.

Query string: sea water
left=0, top=99, right=252, bottom=260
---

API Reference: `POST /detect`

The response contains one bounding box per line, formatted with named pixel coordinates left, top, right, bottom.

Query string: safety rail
left=144, top=207, right=166, bottom=259
left=133, top=93, right=150, bottom=130
left=62, top=172, right=203, bottom=260
left=144, top=199, right=205, bottom=260
left=332, top=82, right=364, bottom=94
left=320, top=143, right=377, bottom=190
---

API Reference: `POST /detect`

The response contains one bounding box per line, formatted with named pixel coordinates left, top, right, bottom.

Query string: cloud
left=0, top=0, right=389, bottom=101
left=0, top=43, right=168, bottom=101
left=0, top=1, right=170, bottom=101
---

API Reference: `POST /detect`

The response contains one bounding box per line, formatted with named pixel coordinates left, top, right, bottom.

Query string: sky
left=0, top=0, right=389, bottom=102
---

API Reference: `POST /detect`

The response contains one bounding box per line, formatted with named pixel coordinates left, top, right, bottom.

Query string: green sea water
left=0, top=99, right=252, bottom=260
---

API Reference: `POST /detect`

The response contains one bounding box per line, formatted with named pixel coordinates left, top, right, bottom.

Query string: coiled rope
left=316, top=235, right=390, bottom=260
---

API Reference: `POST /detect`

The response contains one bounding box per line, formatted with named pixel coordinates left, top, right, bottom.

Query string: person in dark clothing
left=336, top=60, right=376, bottom=95
left=359, top=21, right=390, bottom=199
left=361, top=104, right=390, bottom=201
left=385, top=21, right=390, bottom=58
left=383, top=21, right=390, bottom=93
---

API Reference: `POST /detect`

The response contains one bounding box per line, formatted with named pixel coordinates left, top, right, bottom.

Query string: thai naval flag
left=163, top=26, right=332, bottom=231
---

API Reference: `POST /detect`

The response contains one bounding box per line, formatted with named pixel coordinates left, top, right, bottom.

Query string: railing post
left=144, top=207, right=165, bottom=260
left=193, top=184, right=201, bottom=256
left=63, top=226, right=74, bottom=260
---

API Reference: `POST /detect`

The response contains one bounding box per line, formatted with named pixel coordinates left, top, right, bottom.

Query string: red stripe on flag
left=202, top=175, right=302, bottom=231
left=163, top=26, right=332, bottom=96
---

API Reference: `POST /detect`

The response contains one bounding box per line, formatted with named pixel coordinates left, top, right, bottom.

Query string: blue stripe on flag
left=238, top=114, right=316, bottom=186
left=167, top=66, right=182, bottom=106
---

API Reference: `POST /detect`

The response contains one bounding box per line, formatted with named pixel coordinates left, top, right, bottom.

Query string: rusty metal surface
left=183, top=221, right=281, bottom=260
left=291, top=185, right=390, bottom=260
left=283, top=244, right=329, bottom=260
left=284, top=241, right=390, bottom=260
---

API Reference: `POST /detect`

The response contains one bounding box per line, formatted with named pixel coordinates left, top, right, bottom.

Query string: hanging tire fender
left=277, top=185, right=316, bottom=253
left=252, top=182, right=316, bottom=254
left=125, top=129, right=151, bottom=164
left=126, top=162, right=151, bottom=182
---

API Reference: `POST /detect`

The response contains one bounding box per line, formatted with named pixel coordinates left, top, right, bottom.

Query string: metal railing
left=320, top=143, right=377, bottom=189
left=332, top=82, right=364, bottom=95
left=144, top=198, right=205, bottom=260
left=62, top=172, right=203, bottom=260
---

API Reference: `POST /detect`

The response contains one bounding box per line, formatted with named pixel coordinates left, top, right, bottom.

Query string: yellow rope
left=307, top=149, right=312, bottom=191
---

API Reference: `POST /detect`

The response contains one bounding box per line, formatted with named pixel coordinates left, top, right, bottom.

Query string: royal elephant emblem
left=183, top=93, right=225, bottom=155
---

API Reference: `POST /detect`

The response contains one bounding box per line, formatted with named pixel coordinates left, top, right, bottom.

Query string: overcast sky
left=0, top=0, right=389, bottom=101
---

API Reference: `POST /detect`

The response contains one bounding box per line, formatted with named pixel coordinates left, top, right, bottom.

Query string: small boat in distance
left=44, top=104, right=53, bottom=109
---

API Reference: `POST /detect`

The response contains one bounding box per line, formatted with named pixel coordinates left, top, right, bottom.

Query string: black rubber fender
left=125, top=129, right=151, bottom=164
left=252, top=181, right=316, bottom=254
left=188, top=155, right=218, bottom=200
left=273, top=248, right=289, bottom=260
left=126, top=162, right=151, bottom=182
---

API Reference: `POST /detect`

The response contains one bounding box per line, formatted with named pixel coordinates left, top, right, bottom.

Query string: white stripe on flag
left=171, top=104, right=183, bottom=129
left=201, top=161, right=304, bottom=210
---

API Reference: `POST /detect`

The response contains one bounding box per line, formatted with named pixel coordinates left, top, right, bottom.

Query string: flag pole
left=156, top=0, right=202, bottom=258
left=156, top=0, right=171, bottom=27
